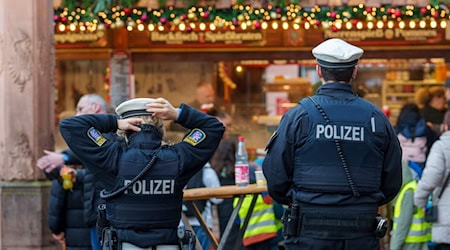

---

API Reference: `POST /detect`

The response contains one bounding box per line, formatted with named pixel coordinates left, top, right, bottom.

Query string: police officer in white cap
left=59, top=97, right=225, bottom=250
left=263, top=38, right=402, bottom=250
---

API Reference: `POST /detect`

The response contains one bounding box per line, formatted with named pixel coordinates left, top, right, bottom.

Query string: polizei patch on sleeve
left=183, top=128, right=206, bottom=146
left=87, top=127, right=107, bottom=146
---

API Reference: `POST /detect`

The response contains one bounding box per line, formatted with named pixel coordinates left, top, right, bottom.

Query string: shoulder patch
left=87, top=127, right=107, bottom=146
left=183, top=128, right=206, bottom=146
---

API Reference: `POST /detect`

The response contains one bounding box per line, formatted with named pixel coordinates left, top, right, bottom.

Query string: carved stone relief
left=8, top=30, right=32, bottom=92
left=7, top=133, right=33, bottom=181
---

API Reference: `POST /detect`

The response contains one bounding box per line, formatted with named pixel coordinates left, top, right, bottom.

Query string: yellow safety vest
left=235, top=194, right=282, bottom=246
left=393, top=181, right=431, bottom=243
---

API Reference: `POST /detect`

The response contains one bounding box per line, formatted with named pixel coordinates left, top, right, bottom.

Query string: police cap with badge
left=312, top=38, right=364, bottom=68
left=115, top=98, right=155, bottom=118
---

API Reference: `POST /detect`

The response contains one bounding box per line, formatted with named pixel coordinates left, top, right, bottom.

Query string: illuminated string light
left=53, top=3, right=450, bottom=33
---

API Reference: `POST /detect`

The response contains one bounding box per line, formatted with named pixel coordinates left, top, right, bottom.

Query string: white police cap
left=115, top=98, right=155, bottom=118
left=312, top=38, right=363, bottom=68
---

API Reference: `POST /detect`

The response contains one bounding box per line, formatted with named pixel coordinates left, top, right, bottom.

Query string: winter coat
left=48, top=174, right=92, bottom=250
left=414, top=131, right=450, bottom=244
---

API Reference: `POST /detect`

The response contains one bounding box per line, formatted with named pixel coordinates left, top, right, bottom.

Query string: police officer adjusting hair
left=59, top=97, right=225, bottom=250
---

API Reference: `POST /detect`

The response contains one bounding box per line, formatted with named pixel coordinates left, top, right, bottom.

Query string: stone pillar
left=0, top=0, right=56, bottom=249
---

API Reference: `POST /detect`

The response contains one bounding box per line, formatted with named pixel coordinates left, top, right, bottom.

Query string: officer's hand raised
left=146, top=98, right=178, bottom=121
left=117, top=118, right=143, bottom=132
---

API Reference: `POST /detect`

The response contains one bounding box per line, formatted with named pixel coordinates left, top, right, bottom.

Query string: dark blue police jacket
left=262, top=83, right=402, bottom=215
left=59, top=104, right=225, bottom=247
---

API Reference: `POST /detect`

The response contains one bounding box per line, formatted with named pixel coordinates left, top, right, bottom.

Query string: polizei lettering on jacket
left=123, top=179, right=175, bottom=195
left=316, top=124, right=365, bottom=141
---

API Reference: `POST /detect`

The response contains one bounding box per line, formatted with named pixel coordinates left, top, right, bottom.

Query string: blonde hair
left=117, top=115, right=165, bottom=143
left=415, top=86, right=445, bottom=108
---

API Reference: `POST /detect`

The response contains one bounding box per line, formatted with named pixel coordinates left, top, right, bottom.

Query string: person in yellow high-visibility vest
left=235, top=159, right=284, bottom=250
left=390, top=161, right=431, bottom=250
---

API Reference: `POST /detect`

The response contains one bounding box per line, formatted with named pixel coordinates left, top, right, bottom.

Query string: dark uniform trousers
left=284, top=236, right=379, bottom=250
left=121, top=242, right=179, bottom=250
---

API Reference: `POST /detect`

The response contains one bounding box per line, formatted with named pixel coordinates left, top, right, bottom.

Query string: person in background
left=190, top=82, right=217, bottom=111
left=395, top=103, right=438, bottom=180
left=48, top=166, right=93, bottom=250
left=170, top=82, right=221, bottom=132
left=59, top=97, right=225, bottom=250
left=389, top=160, right=431, bottom=250
left=182, top=161, right=223, bottom=250
left=263, top=38, right=402, bottom=250
left=208, top=110, right=240, bottom=249
left=181, top=108, right=228, bottom=250
left=414, top=112, right=450, bottom=250
left=236, top=157, right=283, bottom=250
left=415, top=86, right=447, bottom=135
left=37, top=93, right=109, bottom=250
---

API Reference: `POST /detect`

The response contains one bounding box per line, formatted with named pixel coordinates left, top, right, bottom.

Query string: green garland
left=54, top=1, right=450, bottom=31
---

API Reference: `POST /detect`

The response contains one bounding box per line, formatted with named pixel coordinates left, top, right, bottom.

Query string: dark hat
left=445, top=77, right=450, bottom=88
left=312, top=38, right=364, bottom=68
left=115, top=98, right=155, bottom=118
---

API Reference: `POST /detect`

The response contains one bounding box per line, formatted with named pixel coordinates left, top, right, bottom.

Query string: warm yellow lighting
left=271, top=21, right=279, bottom=30
left=399, top=21, right=405, bottom=29
left=419, top=20, right=426, bottom=28
left=199, top=22, right=206, bottom=30
left=148, top=23, right=155, bottom=31
left=69, top=23, right=76, bottom=31
left=127, top=25, right=133, bottom=31
left=440, top=20, right=447, bottom=28
left=293, top=23, right=300, bottom=30
left=335, top=21, right=342, bottom=29
left=282, top=22, right=289, bottom=30
left=376, top=20, right=384, bottom=29
left=58, top=24, right=66, bottom=32
left=241, top=22, right=247, bottom=30
left=209, top=23, right=216, bottom=30
left=387, top=21, right=394, bottom=29
left=235, top=65, right=243, bottom=73
left=430, top=20, right=437, bottom=28
left=115, top=20, right=124, bottom=28
left=304, top=22, right=311, bottom=30
left=356, top=21, right=363, bottom=29
left=137, top=23, right=145, bottom=31
left=80, top=25, right=86, bottom=31
left=158, top=25, right=164, bottom=31
left=190, top=23, right=196, bottom=29
left=179, top=23, right=186, bottom=31
left=261, top=22, right=268, bottom=30
left=409, top=20, right=416, bottom=29
left=367, top=22, right=374, bottom=29
left=345, top=22, right=352, bottom=30
left=173, top=17, right=181, bottom=25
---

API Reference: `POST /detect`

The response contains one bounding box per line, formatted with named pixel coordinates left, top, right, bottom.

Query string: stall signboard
left=150, top=30, right=263, bottom=45
left=54, top=30, right=110, bottom=48
left=128, top=28, right=306, bottom=47
left=323, top=26, right=450, bottom=45
left=127, top=22, right=450, bottom=48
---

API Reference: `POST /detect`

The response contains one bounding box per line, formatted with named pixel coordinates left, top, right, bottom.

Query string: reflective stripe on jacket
left=393, top=181, right=431, bottom=243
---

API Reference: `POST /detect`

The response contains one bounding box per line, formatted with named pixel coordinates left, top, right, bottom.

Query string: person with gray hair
left=38, top=93, right=110, bottom=250
left=59, top=97, right=225, bottom=250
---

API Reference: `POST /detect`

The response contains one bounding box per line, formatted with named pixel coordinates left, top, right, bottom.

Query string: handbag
left=424, top=170, right=450, bottom=223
